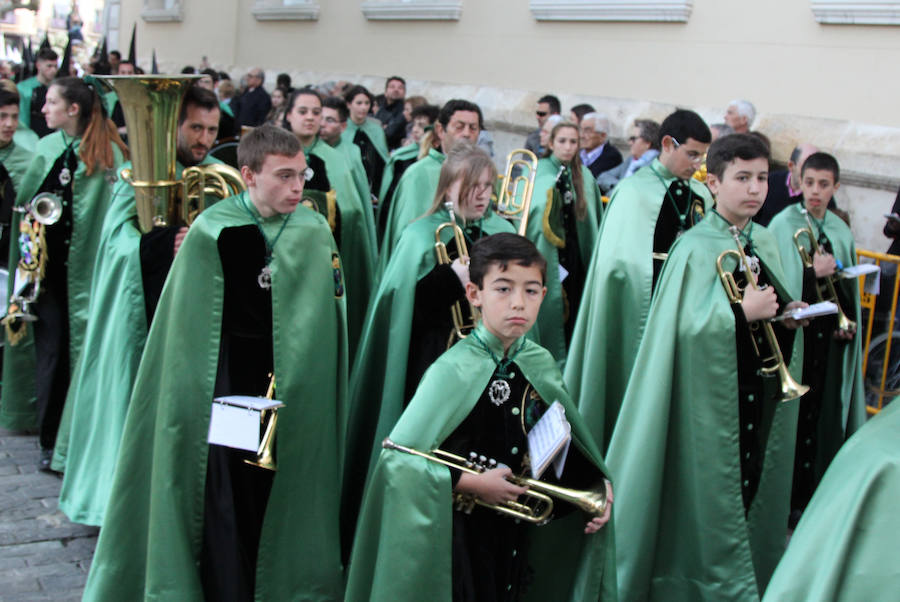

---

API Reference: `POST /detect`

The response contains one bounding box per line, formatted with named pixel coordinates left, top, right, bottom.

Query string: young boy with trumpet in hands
left=346, top=232, right=614, bottom=602
left=767, top=151, right=866, bottom=527
left=606, top=134, right=808, bottom=601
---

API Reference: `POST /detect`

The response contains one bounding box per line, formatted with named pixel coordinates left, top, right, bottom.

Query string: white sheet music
left=527, top=401, right=571, bottom=479
left=207, top=396, right=284, bottom=451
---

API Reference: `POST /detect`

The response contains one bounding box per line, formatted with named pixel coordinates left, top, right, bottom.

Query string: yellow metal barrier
left=856, top=249, right=900, bottom=414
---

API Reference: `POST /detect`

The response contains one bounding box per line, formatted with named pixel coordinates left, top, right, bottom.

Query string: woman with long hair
left=341, top=84, right=389, bottom=198
left=525, top=120, right=602, bottom=363
left=2, top=76, right=127, bottom=469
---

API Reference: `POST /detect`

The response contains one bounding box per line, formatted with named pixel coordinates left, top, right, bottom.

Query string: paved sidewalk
left=0, top=428, right=97, bottom=601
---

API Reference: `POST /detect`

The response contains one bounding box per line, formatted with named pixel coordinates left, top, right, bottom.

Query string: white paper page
left=778, top=301, right=838, bottom=321
left=558, top=264, right=569, bottom=282
left=208, top=403, right=260, bottom=452
left=527, top=401, right=571, bottom=479
left=840, top=264, right=880, bottom=278
left=213, top=395, right=284, bottom=411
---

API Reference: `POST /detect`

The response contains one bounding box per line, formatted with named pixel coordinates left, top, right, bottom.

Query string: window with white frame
left=529, top=0, right=693, bottom=22
left=810, top=1, right=900, bottom=25
left=361, top=0, right=462, bottom=21
left=252, top=0, right=320, bottom=21
left=141, top=0, right=183, bottom=22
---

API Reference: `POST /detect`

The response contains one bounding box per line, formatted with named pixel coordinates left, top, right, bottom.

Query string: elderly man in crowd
left=580, top=112, right=623, bottom=178
left=597, top=118, right=660, bottom=194
left=232, top=67, right=271, bottom=129
left=724, top=99, right=756, bottom=134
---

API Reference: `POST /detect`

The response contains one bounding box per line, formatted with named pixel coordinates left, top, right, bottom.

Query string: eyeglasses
left=628, top=136, right=638, bottom=143
left=671, top=136, right=704, bottom=163
left=536, top=111, right=548, bottom=117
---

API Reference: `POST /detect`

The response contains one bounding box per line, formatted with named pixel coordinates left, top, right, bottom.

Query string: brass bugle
left=495, top=148, right=538, bottom=235
left=434, top=201, right=476, bottom=348
left=717, top=225, right=809, bottom=403
left=383, top=438, right=608, bottom=523
left=16, top=192, right=63, bottom=226
left=245, top=374, right=279, bottom=471
left=793, top=209, right=856, bottom=332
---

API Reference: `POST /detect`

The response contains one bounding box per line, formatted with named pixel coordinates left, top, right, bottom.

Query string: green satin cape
left=342, top=209, right=514, bottom=538
left=607, top=215, right=802, bottom=600
left=16, top=76, right=41, bottom=129
left=762, top=402, right=896, bottom=601
left=563, top=158, right=714, bottom=452
left=525, top=157, right=601, bottom=365
left=768, top=203, right=866, bottom=439
left=377, top=147, right=445, bottom=265
left=1, top=137, right=36, bottom=188
left=334, top=136, right=373, bottom=213
left=1, top=131, right=123, bottom=430
left=83, top=193, right=349, bottom=601
left=345, top=322, right=616, bottom=601
left=377, top=141, right=419, bottom=206
left=341, top=116, right=389, bottom=164
left=308, top=137, right=376, bottom=361
left=55, top=156, right=218, bottom=525
left=13, top=122, right=38, bottom=150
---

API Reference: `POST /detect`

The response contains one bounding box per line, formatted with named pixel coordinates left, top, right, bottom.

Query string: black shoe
left=39, top=448, right=54, bottom=472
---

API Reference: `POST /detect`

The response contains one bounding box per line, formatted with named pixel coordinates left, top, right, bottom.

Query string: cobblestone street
left=0, top=428, right=97, bottom=601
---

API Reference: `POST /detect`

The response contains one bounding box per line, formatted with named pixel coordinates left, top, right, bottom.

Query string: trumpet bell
left=30, top=193, right=63, bottom=225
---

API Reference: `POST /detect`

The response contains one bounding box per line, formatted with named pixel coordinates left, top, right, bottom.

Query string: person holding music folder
left=346, top=232, right=614, bottom=602
left=53, top=86, right=227, bottom=525
left=84, top=125, right=348, bottom=601
left=524, top=120, right=602, bottom=365
left=767, top=151, right=866, bottom=526
left=563, top=109, right=713, bottom=453
left=378, top=98, right=483, bottom=258
left=607, top=134, right=808, bottom=600
left=283, top=87, right=376, bottom=361
left=1, top=76, right=127, bottom=471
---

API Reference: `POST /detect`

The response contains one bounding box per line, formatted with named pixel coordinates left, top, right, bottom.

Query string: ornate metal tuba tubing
left=434, top=201, right=477, bottom=348
left=181, top=163, right=246, bottom=225
left=717, top=226, right=809, bottom=403
left=793, top=209, right=857, bottom=332
left=495, top=149, right=538, bottom=235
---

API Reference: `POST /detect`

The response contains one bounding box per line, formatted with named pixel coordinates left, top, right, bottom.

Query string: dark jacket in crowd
left=375, top=100, right=407, bottom=151
left=232, top=86, right=272, bottom=129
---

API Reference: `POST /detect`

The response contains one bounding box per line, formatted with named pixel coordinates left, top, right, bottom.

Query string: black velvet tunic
left=353, top=128, right=385, bottom=197
left=652, top=179, right=706, bottom=292
left=555, top=169, right=585, bottom=343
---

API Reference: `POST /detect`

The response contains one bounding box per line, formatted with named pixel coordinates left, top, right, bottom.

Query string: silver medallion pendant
left=58, top=167, right=72, bottom=186
left=257, top=265, right=272, bottom=289
left=564, top=190, right=574, bottom=204
left=740, top=255, right=761, bottom=277
left=488, top=379, right=511, bottom=406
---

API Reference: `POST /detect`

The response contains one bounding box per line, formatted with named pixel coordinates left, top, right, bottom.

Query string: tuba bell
left=434, top=201, right=477, bottom=348
left=717, top=225, right=809, bottom=403
left=792, top=208, right=856, bottom=332
left=494, top=149, right=538, bottom=235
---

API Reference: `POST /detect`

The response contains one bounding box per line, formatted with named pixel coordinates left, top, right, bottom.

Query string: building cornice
left=361, top=1, right=462, bottom=21
left=252, top=0, right=320, bottom=21
left=529, top=0, right=693, bottom=22
left=811, top=1, right=900, bottom=25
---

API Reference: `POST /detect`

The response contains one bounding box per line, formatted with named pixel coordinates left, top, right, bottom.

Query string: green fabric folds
left=564, top=158, right=713, bottom=452
left=768, top=203, right=866, bottom=437
left=525, top=157, right=601, bottom=365
left=1, top=137, right=36, bottom=187
left=55, top=156, right=218, bottom=525
left=607, top=216, right=802, bottom=601
left=16, top=76, right=41, bottom=129
left=83, top=193, right=348, bottom=601
left=1, top=131, right=123, bottom=430
left=377, top=148, right=445, bottom=265
left=762, top=402, right=896, bottom=601
left=346, top=322, right=616, bottom=602
left=342, top=117, right=389, bottom=164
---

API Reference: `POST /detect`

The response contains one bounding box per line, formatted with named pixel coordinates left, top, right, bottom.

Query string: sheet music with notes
left=527, top=400, right=571, bottom=479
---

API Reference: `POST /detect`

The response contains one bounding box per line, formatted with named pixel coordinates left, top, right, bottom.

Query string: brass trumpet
left=717, top=225, right=809, bottom=403
left=793, top=208, right=856, bottom=332
left=494, top=149, right=538, bottom=235
left=382, top=438, right=608, bottom=524
left=245, top=374, right=279, bottom=471
left=434, top=201, right=476, bottom=348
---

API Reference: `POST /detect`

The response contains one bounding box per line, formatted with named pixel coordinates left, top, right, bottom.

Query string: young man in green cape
left=320, top=95, right=373, bottom=217
left=525, top=121, right=602, bottom=365
left=378, top=99, right=483, bottom=262
left=376, top=103, right=439, bottom=245
left=342, top=143, right=514, bottom=560
left=767, top=152, right=866, bottom=525
left=0, top=87, right=35, bottom=267
left=283, top=87, right=376, bottom=361
left=16, top=47, right=57, bottom=137
left=54, top=87, right=226, bottom=525
left=763, top=401, right=895, bottom=601
left=346, top=232, right=615, bottom=602
left=83, top=125, right=349, bottom=601
left=342, top=85, right=389, bottom=199
left=564, top=109, right=713, bottom=452
left=608, top=134, right=807, bottom=600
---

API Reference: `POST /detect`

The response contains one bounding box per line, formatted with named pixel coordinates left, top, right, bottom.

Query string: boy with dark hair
left=609, top=133, right=807, bottom=599
left=0, top=87, right=33, bottom=267
left=768, top=151, right=865, bottom=526
left=84, top=124, right=348, bottom=601
left=17, top=47, right=58, bottom=137
left=347, top=232, right=615, bottom=602
left=565, top=108, right=714, bottom=453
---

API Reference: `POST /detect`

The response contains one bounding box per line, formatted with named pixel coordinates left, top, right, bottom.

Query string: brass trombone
left=717, top=225, right=809, bottom=403
left=494, top=149, right=538, bottom=235
left=434, top=201, right=476, bottom=348
left=382, top=438, right=607, bottom=524
left=245, top=374, right=280, bottom=471
left=793, top=208, right=856, bottom=332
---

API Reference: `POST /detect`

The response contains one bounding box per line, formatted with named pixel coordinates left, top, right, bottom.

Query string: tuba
left=434, top=201, right=476, bottom=348
left=181, top=163, right=246, bottom=225
left=792, top=208, right=856, bottom=332
left=717, top=225, right=809, bottom=403
left=383, top=438, right=607, bottom=524
left=494, top=149, right=538, bottom=235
